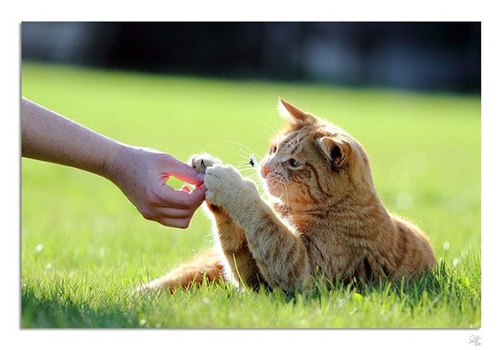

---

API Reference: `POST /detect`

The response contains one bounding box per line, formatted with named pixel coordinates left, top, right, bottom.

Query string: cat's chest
left=288, top=213, right=346, bottom=236
left=296, top=218, right=372, bottom=254
left=287, top=212, right=331, bottom=230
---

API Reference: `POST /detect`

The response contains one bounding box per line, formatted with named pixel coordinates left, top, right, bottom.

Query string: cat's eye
left=270, top=145, right=277, bottom=154
left=288, top=158, right=301, bottom=168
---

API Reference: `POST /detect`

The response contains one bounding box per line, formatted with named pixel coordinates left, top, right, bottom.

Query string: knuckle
left=144, top=187, right=161, bottom=205
left=141, top=209, right=156, bottom=221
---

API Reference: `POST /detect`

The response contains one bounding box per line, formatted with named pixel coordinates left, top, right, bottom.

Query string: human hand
left=103, top=145, right=206, bottom=228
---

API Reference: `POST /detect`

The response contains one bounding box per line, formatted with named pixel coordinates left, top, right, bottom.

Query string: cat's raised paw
left=190, top=154, right=221, bottom=173
left=204, top=164, right=248, bottom=207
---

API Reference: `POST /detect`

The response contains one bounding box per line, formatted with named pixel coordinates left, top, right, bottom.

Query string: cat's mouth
left=260, top=164, right=273, bottom=179
left=262, top=172, right=288, bottom=196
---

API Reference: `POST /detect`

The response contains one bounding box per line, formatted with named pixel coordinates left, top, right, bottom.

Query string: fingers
left=140, top=185, right=206, bottom=227
left=157, top=185, right=206, bottom=209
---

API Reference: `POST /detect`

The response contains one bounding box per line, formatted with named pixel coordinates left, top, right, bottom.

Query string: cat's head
left=259, top=99, right=374, bottom=209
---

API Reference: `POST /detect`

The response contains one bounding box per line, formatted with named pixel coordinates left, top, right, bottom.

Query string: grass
left=21, top=62, right=481, bottom=329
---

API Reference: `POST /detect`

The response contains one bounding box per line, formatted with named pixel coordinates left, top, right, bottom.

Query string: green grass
left=21, top=62, right=481, bottom=328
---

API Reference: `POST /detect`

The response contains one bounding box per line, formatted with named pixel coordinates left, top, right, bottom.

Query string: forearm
left=21, top=97, right=122, bottom=177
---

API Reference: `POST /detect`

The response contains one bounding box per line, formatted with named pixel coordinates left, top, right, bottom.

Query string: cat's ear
left=318, top=136, right=351, bottom=167
left=277, top=98, right=315, bottom=125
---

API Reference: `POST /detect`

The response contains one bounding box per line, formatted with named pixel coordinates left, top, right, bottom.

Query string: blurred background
left=21, top=22, right=481, bottom=93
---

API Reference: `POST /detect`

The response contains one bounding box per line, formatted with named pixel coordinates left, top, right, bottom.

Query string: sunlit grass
left=21, top=62, right=480, bottom=328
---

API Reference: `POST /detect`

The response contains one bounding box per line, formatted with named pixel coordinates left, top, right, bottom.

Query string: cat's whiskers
left=234, top=154, right=261, bottom=176
left=221, top=139, right=260, bottom=169
left=238, top=168, right=262, bottom=185
left=224, top=141, right=260, bottom=162
left=258, top=116, right=282, bottom=136
left=226, top=149, right=268, bottom=195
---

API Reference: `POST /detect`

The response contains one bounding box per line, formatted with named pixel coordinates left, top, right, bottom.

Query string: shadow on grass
left=21, top=285, right=140, bottom=328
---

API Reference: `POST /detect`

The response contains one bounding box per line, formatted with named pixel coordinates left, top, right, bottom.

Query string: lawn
left=21, top=62, right=481, bottom=329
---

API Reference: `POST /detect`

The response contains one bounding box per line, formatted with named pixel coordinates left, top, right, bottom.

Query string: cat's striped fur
left=138, top=99, right=436, bottom=293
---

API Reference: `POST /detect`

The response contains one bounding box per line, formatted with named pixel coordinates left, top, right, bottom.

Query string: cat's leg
left=191, top=154, right=263, bottom=289
left=204, top=164, right=311, bottom=293
left=135, top=248, right=224, bottom=293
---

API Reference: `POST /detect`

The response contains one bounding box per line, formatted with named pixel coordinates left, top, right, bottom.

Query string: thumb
left=165, top=157, right=205, bottom=185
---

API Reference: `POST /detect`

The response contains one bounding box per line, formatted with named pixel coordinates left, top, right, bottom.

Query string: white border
left=3, top=2, right=500, bottom=349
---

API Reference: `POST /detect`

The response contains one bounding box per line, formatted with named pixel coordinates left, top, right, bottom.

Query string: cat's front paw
left=205, top=164, right=257, bottom=208
left=190, top=153, right=222, bottom=173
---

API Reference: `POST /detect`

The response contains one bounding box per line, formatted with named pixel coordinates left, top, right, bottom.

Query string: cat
left=137, top=99, right=436, bottom=294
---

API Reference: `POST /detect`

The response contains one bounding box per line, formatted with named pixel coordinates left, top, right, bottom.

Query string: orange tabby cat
left=138, top=99, right=436, bottom=294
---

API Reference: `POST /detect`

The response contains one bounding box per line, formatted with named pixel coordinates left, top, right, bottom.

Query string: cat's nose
left=261, top=164, right=273, bottom=178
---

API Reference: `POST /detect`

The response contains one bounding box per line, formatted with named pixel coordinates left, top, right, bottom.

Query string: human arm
left=21, top=97, right=205, bottom=228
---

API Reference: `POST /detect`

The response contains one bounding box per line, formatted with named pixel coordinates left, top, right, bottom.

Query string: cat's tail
left=135, top=248, right=224, bottom=294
